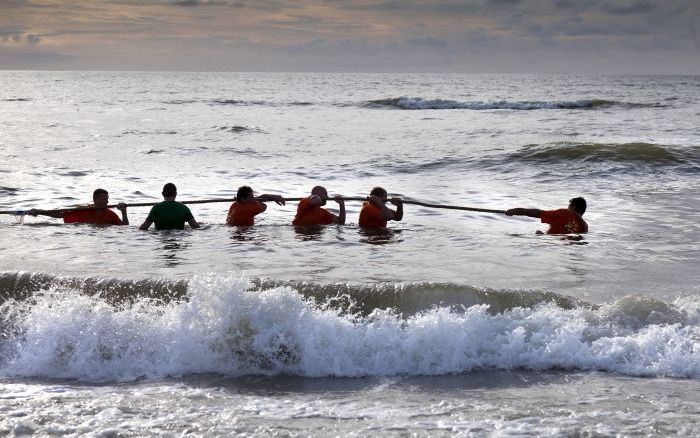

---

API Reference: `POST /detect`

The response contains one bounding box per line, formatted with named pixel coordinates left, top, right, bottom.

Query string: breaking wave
left=1, top=273, right=698, bottom=382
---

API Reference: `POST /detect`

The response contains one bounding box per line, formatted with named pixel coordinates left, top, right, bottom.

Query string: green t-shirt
left=146, top=201, right=193, bottom=230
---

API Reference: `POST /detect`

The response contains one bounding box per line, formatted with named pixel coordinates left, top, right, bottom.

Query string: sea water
left=0, top=72, right=699, bottom=436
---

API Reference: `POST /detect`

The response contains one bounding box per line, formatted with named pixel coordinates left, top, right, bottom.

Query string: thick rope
left=0, top=197, right=505, bottom=215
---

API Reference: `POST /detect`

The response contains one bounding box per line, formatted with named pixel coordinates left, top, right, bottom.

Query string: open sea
left=1, top=71, right=699, bottom=436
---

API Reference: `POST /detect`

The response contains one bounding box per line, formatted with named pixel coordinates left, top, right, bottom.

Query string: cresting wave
left=364, top=97, right=664, bottom=110
left=507, top=142, right=700, bottom=166
left=1, top=274, right=698, bottom=381
left=0, top=271, right=585, bottom=312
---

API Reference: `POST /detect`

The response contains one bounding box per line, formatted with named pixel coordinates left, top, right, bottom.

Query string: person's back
left=358, top=187, right=403, bottom=228
left=63, top=208, right=122, bottom=225
left=227, top=201, right=264, bottom=226
left=147, top=200, right=193, bottom=230
left=540, top=208, right=587, bottom=234
left=292, top=196, right=335, bottom=226
left=292, top=186, right=345, bottom=226
left=505, top=197, right=588, bottom=235
left=226, top=185, right=284, bottom=226
left=28, top=188, right=128, bottom=226
left=139, top=183, right=199, bottom=231
left=358, top=202, right=386, bottom=228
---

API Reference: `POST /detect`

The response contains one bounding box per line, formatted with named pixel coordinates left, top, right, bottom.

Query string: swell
left=363, top=97, right=665, bottom=110
left=157, top=96, right=665, bottom=110
left=510, top=142, right=698, bottom=164
left=162, top=98, right=315, bottom=107
left=484, top=142, right=700, bottom=176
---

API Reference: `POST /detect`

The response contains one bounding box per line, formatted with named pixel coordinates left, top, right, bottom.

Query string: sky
left=1, top=0, right=699, bottom=73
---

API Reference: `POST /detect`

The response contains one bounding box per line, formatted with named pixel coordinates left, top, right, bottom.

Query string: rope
left=0, top=197, right=505, bottom=215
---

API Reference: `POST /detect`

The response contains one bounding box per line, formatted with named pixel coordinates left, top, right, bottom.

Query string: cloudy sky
left=1, top=0, right=698, bottom=73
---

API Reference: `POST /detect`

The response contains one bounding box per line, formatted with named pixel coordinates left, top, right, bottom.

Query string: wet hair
left=370, top=187, right=387, bottom=198
left=237, top=185, right=254, bottom=201
left=93, top=188, right=108, bottom=199
left=162, top=183, right=177, bottom=197
left=569, top=197, right=587, bottom=215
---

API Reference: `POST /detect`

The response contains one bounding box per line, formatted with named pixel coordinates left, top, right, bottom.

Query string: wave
left=364, top=97, right=664, bottom=110
left=508, top=142, right=700, bottom=166
left=0, top=272, right=583, bottom=312
left=158, top=96, right=666, bottom=110
left=0, top=271, right=188, bottom=306
left=1, top=273, right=698, bottom=381
left=121, top=129, right=178, bottom=136
left=157, top=96, right=661, bottom=110
left=162, top=98, right=316, bottom=107
left=0, top=186, right=20, bottom=196
left=214, top=125, right=266, bottom=134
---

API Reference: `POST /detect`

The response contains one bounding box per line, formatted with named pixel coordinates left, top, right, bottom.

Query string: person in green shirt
left=139, top=183, right=200, bottom=230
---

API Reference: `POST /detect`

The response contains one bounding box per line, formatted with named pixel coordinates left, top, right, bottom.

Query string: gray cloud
left=169, top=0, right=229, bottom=6
left=1, top=0, right=697, bottom=73
left=406, top=36, right=449, bottom=49
left=0, top=28, right=24, bottom=38
left=600, top=0, right=655, bottom=15
left=1, top=30, right=42, bottom=45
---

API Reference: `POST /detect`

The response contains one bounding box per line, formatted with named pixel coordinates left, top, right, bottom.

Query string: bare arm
left=505, top=208, right=542, bottom=218
left=117, top=203, right=129, bottom=225
left=257, top=194, right=285, bottom=206
left=390, top=198, right=403, bottom=221
left=333, top=197, right=346, bottom=225
left=27, top=209, right=63, bottom=219
left=139, top=219, right=153, bottom=230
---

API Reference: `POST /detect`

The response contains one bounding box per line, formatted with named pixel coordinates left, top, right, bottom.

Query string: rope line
left=0, top=197, right=505, bottom=215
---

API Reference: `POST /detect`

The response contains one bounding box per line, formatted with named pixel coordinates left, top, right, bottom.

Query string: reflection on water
left=229, top=226, right=255, bottom=242
left=228, top=226, right=265, bottom=243
left=157, top=233, right=191, bottom=268
left=293, top=225, right=326, bottom=241
left=358, top=228, right=402, bottom=245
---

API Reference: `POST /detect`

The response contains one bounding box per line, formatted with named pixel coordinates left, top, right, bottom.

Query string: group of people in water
left=27, top=183, right=588, bottom=235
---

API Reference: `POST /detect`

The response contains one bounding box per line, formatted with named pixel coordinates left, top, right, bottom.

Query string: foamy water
left=2, top=275, right=699, bottom=382
left=1, top=72, right=699, bottom=435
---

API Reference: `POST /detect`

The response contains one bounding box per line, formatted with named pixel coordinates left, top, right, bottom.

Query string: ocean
left=1, top=71, right=699, bottom=436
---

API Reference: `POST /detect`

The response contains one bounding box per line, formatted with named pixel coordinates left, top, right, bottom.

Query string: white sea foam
left=1, top=275, right=698, bottom=382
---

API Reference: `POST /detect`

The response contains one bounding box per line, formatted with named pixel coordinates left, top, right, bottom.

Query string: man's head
left=92, top=188, right=109, bottom=208
left=310, top=186, right=328, bottom=204
left=162, top=183, right=177, bottom=199
left=370, top=186, right=388, bottom=202
left=569, top=197, right=587, bottom=215
left=237, top=185, right=254, bottom=202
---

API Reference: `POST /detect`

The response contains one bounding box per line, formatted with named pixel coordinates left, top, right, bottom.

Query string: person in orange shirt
left=358, top=187, right=403, bottom=228
left=292, top=186, right=345, bottom=226
left=505, top=197, right=588, bottom=234
left=28, top=188, right=128, bottom=225
left=226, top=185, right=285, bottom=226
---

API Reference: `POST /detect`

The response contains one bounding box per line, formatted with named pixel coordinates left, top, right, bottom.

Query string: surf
left=1, top=274, right=697, bottom=382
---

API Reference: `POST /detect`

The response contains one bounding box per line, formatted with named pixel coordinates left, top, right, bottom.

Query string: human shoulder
left=540, top=208, right=568, bottom=221
left=103, top=208, right=122, bottom=224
